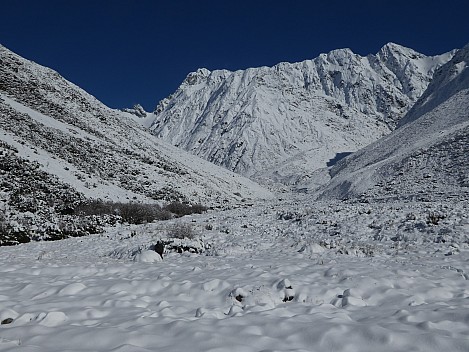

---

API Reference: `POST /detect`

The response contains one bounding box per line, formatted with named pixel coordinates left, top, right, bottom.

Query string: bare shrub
left=427, top=212, right=446, bottom=225
left=75, top=199, right=114, bottom=216
left=167, top=223, right=196, bottom=239
left=118, top=203, right=159, bottom=224
left=75, top=200, right=207, bottom=223
left=163, top=201, right=207, bottom=217
left=75, top=200, right=172, bottom=224
left=0, top=210, right=7, bottom=235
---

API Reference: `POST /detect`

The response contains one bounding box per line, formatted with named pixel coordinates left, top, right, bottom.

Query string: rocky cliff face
left=146, top=43, right=454, bottom=185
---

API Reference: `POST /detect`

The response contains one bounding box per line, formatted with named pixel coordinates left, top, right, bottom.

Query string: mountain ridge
left=316, top=44, right=469, bottom=201
left=144, top=43, right=454, bottom=185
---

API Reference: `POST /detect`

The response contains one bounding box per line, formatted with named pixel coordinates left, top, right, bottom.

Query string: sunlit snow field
left=1, top=198, right=468, bottom=352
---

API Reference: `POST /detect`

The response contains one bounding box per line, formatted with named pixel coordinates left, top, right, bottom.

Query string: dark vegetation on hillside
left=0, top=48, right=195, bottom=207
left=0, top=103, right=187, bottom=203
left=0, top=142, right=207, bottom=246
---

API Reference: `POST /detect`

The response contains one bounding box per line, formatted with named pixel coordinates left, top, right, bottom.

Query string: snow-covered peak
left=376, top=42, right=455, bottom=100
left=146, top=44, right=454, bottom=185
left=317, top=44, right=469, bottom=201
left=180, top=67, right=234, bottom=88
left=377, top=42, right=424, bottom=59
left=319, top=47, right=356, bottom=62
left=399, top=43, right=469, bottom=126
left=183, top=68, right=211, bottom=85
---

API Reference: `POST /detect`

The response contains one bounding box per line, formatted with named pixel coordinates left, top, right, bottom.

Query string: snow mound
left=134, top=250, right=163, bottom=263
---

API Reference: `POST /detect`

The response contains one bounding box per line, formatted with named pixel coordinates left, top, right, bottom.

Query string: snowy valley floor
left=0, top=198, right=468, bottom=352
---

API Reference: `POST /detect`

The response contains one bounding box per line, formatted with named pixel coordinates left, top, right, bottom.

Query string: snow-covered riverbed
left=1, top=199, right=468, bottom=352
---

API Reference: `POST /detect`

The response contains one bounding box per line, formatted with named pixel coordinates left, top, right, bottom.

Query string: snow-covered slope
left=0, top=44, right=272, bottom=242
left=146, top=43, right=453, bottom=184
left=317, top=44, right=469, bottom=201
left=0, top=44, right=271, bottom=204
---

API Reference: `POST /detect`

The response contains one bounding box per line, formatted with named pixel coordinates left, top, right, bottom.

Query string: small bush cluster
left=119, top=203, right=172, bottom=224
left=427, top=211, right=446, bottom=225
left=167, top=223, right=196, bottom=239
left=0, top=211, right=108, bottom=246
left=163, top=202, right=207, bottom=217
left=75, top=200, right=172, bottom=224
left=74, top=200, right=207, bottom=225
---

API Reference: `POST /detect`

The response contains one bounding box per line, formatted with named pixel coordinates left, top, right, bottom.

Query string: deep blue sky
left=1, top=0, right=468, bottom=111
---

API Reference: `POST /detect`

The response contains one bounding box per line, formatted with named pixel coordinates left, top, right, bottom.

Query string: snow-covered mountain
left=317, top=44, right=469, bottom=201
left=0, top=44, right=272, bottom=243
left=145, top=43, right=454, bottom=184
left=1, top=44, right=468, bottom=352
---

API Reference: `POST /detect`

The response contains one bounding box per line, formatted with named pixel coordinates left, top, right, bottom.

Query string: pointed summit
left=398, top=43, right=469, bottom=126
left=378, top=42, right=419, bottom=55
left=183, top=68, right=212, bottom=86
